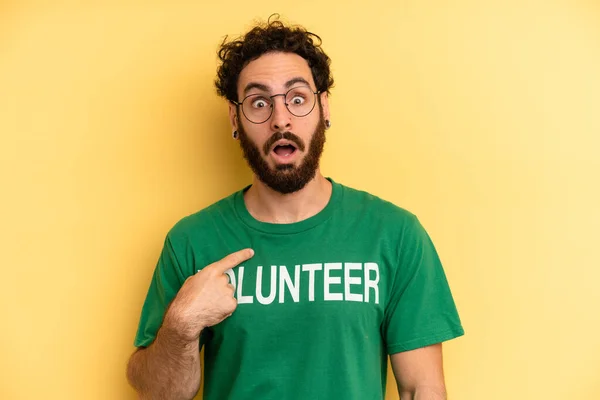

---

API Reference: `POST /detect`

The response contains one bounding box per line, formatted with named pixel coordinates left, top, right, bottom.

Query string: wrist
left=162, top=306, right=204, bottom=343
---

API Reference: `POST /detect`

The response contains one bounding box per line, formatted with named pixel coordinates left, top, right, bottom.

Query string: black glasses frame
left=231, top=86, right=321, bottom=124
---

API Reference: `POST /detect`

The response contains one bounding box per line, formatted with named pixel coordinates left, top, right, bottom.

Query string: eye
left=251, top=97, right=270, bottom=109
left=290, top=95, right=306, bottom=105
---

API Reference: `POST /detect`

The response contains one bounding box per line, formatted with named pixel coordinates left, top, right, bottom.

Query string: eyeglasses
left=232, top=86, right=320, bottom=124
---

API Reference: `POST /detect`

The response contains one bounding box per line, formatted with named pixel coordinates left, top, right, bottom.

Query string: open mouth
left=272, top=142, right=298, bottom=158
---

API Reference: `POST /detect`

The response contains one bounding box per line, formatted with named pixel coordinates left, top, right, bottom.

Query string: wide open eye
left=287, top=87, right=309, bottom=106
left=251, top=97, right=270, bottom=109
left=289, top=95, right=306, bottom=105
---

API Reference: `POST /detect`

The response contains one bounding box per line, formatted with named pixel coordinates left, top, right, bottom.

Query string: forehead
left=237, top=52, right=315, bottom=94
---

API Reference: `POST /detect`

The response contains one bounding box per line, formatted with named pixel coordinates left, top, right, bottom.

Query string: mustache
left=262, top=131, right=306, bottom=155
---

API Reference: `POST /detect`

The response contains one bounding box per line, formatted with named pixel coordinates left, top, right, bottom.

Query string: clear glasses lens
left=242, top=86, right=316, bottom=123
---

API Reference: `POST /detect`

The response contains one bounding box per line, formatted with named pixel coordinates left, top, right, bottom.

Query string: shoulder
left=337, top=181, right=418, bottom=227
left=165, top=189, right=240, bottom=241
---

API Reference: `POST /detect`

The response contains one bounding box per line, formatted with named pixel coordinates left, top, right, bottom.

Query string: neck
left=243, top=172, right=332, bottom=224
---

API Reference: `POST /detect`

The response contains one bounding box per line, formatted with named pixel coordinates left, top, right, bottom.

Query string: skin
left=391, top=343, right=447, bottom=399
left=126, top=249, right=255, bottom=399
left=228, top=51, right=332, bottom=224
left=127, top=51, right=447, bottom=400
left=231, top=52, right=447, bottom=399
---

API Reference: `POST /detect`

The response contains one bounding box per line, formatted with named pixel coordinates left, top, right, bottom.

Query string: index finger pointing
left=212, top=248, right=254, bottom=273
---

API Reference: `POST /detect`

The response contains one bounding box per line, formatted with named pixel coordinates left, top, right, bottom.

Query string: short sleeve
left=382, top=214, right=464, bottom=354
left=133, top=234, right=187, bottom=348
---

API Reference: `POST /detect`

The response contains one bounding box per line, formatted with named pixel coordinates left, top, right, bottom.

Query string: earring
left=232, top=130, right=238, bottom=139
left=325, top=120, right=331, bottom=129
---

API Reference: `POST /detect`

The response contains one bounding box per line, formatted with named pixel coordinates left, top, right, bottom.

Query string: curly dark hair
left=215, top=15, right=334, bottom=103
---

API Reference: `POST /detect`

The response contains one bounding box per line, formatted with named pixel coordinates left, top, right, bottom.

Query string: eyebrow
left=285, top=77, right=311, bottom=89
left=243, top=77, right=313, bottom=96
left=243, top=82, right=270, bottom=95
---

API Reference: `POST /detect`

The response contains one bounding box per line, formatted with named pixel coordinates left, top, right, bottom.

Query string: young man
left=127, top=18, right=464, bottom=400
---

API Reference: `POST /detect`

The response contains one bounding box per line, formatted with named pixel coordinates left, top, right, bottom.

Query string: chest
left=196, top=226, right=399, bottom=345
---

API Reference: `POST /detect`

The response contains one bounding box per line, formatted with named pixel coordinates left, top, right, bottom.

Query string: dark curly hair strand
left=215, top=15, right=334, bottom=103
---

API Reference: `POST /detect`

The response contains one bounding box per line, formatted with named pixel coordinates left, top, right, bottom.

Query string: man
left=127, top=17, right=464, bottom=400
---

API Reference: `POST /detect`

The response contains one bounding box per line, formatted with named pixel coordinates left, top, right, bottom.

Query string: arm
left=127, top=248, right=255, bottom=399
left=390, top=343, right=447, bottom=400
left=126, top=312, right=201, bottom=400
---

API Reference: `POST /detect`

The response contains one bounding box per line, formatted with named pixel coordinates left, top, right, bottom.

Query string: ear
left=228, top=102, right=239, bottom=131
left=319, top=92, right=331, bottom=121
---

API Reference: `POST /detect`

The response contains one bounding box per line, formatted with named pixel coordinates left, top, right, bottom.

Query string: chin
left=274, top=164, right=297, bottom=172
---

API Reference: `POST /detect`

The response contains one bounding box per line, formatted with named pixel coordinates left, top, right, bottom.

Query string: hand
left=164, top=248, right=254, bottom=342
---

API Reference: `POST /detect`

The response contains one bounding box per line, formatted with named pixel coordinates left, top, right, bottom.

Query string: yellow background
left=2, top=1, right=599, bottom=399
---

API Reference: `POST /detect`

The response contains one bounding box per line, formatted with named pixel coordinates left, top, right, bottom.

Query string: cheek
left=297, top=116, right=320, bottom=139
left=241, top=119, right=266, bottom=138
left=242, top=123, right=271, bottom=150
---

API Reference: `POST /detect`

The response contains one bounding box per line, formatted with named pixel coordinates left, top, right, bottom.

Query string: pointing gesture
left=163, top=248, right=254, bottom=342
left=209, top=248, right=255, bottom=274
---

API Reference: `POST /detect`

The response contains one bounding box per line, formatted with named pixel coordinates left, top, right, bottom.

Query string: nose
left=269, top=94, right=292, bottom=131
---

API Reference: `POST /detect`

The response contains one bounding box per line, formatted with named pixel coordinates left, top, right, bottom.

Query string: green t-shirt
left=134, top=178, right=464, bottom=400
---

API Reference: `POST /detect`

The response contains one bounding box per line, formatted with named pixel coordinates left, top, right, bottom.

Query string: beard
left=237, top=108, right=327, bottom=195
